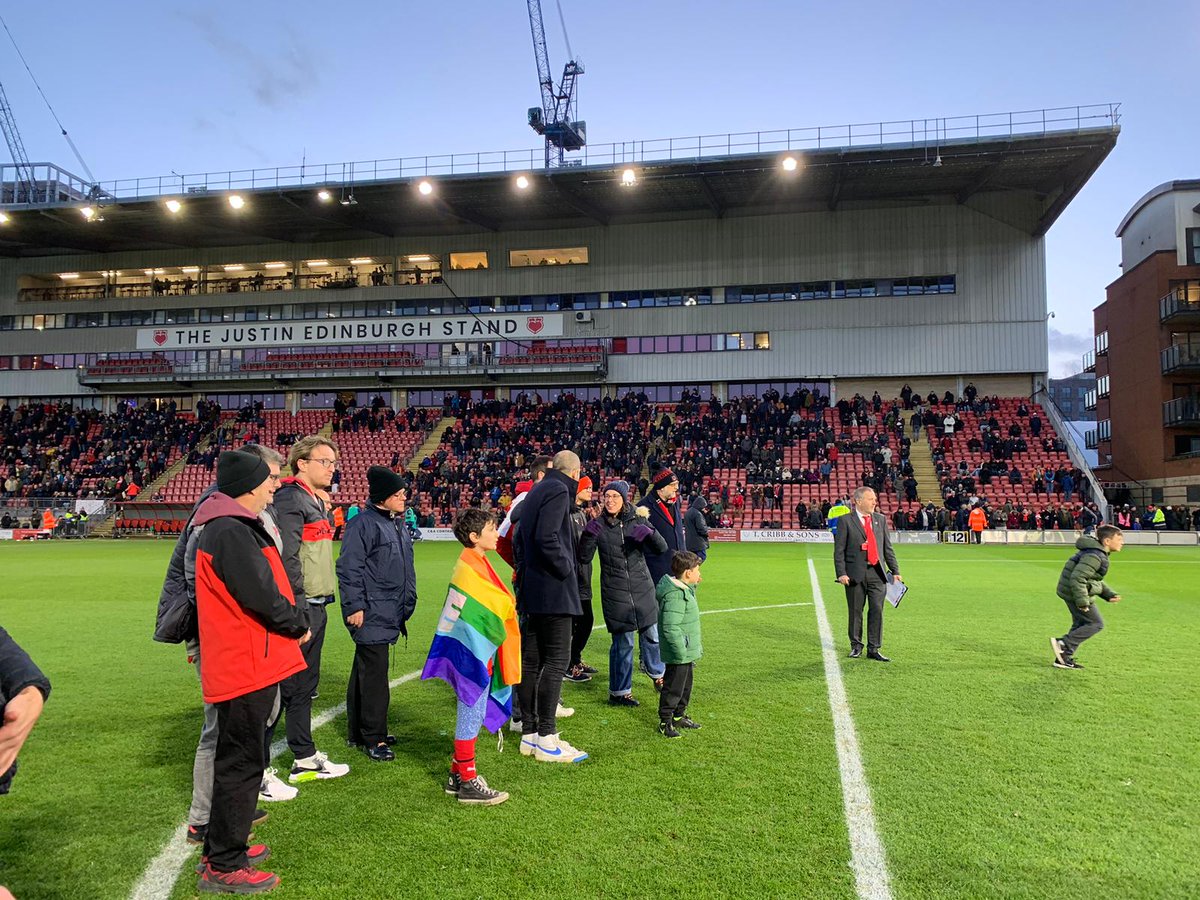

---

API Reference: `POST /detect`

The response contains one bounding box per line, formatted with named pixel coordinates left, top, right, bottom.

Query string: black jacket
left=684, top=501, right=710, bottom=555
left=570, top=507, right=594, bottom=601
left=644, top=495, right=685, bottom=585
left=578, top=505, right=668, bottom=633
left=0, top=626, right=51, bottom=795
left=154, top=483, right=219, bottom=644
left=512, top=468, right=582, bottom=616
left=336, top=503, right=418, bottom=645
left=833, top=511, right=900, bottom=583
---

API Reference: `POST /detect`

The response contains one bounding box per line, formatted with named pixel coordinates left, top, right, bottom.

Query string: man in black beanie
left=644, top=468, right=685, bottom=586
left=336, top=466, right=417, bottom=761
left=193, top=450, right=311, bottom=893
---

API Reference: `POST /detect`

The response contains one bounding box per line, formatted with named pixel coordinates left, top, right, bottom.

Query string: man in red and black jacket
left=194, top=450, right=311, bottom=894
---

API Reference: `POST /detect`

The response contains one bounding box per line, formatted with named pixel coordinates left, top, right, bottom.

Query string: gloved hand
left=583, top=518, right=603, bottom=537
left=629, top=523, right=655, bottom=543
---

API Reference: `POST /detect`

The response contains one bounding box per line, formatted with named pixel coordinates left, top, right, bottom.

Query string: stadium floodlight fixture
left=263, top=262, right=287, bottom=269
left=165, top=199, right=183, bottom=213
left=181, top=266, right=200, bottom=273
left=516, top=174, right=531, bottom=190
left=620, top=168, right=637, bottom=187
left=0, top=212, right=10, bottom=224
left=406, top=254, right=433, bottom=262
left=80, top=206, right=96, bottom=220
left=58, top=272, right=80, bottom=280
left=349, top=258, right=373, bottom=265
left=223, top=264, right=245, bottom=272
left=317, top=189, right=333, bottom=202
left=228, top=194, right=245, bottom=209
left=781, top=156, right=799, bottom=172
left=307, top=259, right=330, bottom=266
left=417, top=180, right=434, bottom=196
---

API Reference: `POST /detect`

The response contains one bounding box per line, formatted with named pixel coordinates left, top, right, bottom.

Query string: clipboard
left=885, top=573, right=907, bottom=609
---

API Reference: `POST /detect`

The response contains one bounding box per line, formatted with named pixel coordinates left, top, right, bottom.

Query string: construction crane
left=0, top=78, right=38, bottom=203
left=526, top=0, right=585, bottom=168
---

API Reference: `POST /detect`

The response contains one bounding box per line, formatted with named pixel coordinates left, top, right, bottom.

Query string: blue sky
left=2, top=1, right=1196, bottom=375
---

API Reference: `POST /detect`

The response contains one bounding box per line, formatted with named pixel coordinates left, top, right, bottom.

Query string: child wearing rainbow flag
left=421, top=508, right=521, bottom=805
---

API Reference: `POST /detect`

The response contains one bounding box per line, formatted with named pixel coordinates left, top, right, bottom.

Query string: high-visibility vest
left=332, top=506, right=345, bottom=527
left=42, top=509, right=56, bottom=529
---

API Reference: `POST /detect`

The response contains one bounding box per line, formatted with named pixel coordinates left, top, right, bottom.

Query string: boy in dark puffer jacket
left=1051, top=525, right=1124, bottom=670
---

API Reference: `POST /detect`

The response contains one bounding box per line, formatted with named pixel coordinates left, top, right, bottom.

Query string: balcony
left=1085, top=429, right=1098, bottom=449
left=1095, top=331, right=1108, bottom=356
left=1160, top=285, right=1200, bottom=326
left=1161, top=344, right=1200, bottom=375
left=1082, top=349, right=1096, bottom=373
left=1084, top=389, right=1097, bottom=411
left=1162, top=397, right=1200, bottom=428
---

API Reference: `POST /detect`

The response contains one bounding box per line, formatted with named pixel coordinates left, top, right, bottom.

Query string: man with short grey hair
left=511, top=450, right=588, bottom=763
left=833, top=487, right=902, bottom=662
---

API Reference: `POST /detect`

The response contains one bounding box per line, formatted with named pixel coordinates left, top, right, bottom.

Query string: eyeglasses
left=305, top=457, right=337, bottom=468
left=267, top=474, right=282, bottom=482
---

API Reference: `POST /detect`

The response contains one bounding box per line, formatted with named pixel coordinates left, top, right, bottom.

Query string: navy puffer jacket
left=336, top=503, right=417, bottom=645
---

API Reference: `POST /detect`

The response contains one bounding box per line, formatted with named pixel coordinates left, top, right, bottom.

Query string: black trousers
left=1060, top=598, right=1104, bottom=655
left=346, top=642, right=390, bottom=745
left=846, top=566, right=887, bottom=652
left=275, top=601, right=327, bottom=759
left=207, top=684, right=276, bottom=871
left=569, top=594, right=594, bottom=667
left=658, top=663, right=694, bottom=721
left=517, top=614, right=572, bottom=737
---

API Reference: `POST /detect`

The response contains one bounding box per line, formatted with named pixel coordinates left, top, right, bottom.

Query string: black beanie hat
left=217, top=449, right=270, bottom=498
left=652, top=468, right=678, bottom=492
left=368, top=465, right=407, bottom=503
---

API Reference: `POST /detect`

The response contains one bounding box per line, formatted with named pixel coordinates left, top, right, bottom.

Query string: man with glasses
left=273, top=436, right=350, bottom=785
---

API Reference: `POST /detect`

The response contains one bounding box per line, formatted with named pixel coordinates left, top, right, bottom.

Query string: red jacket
left=194, top=494, right=309, bottom=703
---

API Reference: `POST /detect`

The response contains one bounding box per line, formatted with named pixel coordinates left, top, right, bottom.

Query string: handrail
left=1032, top=386, right=1108, bottom=521
left=0, top=103, right=1122, bottom=208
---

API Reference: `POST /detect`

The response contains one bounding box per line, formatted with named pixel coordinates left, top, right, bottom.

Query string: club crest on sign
left=526, top=316, right=544, bottom=334
left=153, top=330, right=168, bottom=346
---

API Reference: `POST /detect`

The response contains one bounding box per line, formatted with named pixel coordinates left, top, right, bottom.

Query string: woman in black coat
left=578, top=481, right=668, bottom=705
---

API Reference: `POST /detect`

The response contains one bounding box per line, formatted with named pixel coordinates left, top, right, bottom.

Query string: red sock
left=453, top=738, right=477, bottom=780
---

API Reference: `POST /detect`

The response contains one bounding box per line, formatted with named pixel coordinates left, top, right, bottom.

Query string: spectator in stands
left=192, top=450, right=311, bottom=893
left=337, top=467, right=417, bottom=763
left=273, top=436, right=350, bottom=786
left=511, top=451, right=588, bottom=763
left=565, top=477, right=599, bottom=683
left=579, top=480, right=668, bottom=709
left=684, top=494, right=711, bottom=562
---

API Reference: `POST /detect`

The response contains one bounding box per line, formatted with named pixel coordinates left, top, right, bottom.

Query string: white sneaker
left=518, top=733, right=540, bottom=757
left=508, top=718, right=524, bottom=734
left=534, top=733, right=589, bottom=764
left=556, top=702, right=575, bottom=718
left=259, top=767, right=298, bottom=802
left=288, top=750, right=350, bottom=783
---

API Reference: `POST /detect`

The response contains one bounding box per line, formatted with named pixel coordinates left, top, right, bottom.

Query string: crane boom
left=525, top=0, right=585, bottom=168
left=0, top=79, right=38, bottom=203
left=527, top=0, right=556, bottom=127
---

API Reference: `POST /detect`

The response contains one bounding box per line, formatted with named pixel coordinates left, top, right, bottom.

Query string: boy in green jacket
left=656, top=551, right=704, bottom=738
left=1051, top=524, right=1124, bottom=670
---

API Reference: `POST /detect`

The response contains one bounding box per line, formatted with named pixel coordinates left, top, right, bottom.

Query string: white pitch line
left=130, top=669, right=422, bottom=900
left=806, top=558, right=893, bottom=900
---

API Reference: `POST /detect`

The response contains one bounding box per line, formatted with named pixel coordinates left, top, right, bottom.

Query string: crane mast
left=0, top=79, right=38, bottom=203
left=526, top=0, right=586, bottom=168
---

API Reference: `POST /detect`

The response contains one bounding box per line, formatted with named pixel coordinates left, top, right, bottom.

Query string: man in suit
left=833, top=486, right=902, bottom=662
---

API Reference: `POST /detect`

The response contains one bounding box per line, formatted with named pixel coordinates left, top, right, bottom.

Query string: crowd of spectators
left=1, top=399, right=217, bottom=501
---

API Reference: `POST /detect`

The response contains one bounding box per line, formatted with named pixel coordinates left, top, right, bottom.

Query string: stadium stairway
left=407, top=416, right=456, bottom=474
left=909, top=426, right=943, bottom=507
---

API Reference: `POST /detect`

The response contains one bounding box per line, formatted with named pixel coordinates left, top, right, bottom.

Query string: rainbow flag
left=421, top=549, right=521, bottom=732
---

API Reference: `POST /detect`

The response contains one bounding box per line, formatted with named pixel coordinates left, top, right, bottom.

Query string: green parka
left=656, top=575, right=702, bottom=665
left=1056, top=535, right=1117, bottom=609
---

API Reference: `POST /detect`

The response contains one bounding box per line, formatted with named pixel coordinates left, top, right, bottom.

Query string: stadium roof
left=0, top=105, right=1120, bottom=258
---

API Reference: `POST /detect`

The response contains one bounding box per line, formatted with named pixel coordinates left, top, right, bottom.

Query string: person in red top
left=193, top=450, right=311, bottom=894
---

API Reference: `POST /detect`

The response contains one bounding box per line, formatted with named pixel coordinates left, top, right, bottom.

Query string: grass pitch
left=0, top=540, right=1196, bottom=899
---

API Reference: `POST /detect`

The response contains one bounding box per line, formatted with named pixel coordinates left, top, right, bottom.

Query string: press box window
left=509, top=247, right=589, bottom=267
left=450, top=252, right=489, bottom=270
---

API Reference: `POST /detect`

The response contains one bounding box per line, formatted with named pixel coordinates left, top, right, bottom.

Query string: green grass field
left=0, top=540, right=1197, bottom=899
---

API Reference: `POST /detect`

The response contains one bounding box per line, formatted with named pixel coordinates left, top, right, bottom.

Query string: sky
left=2, top=0, right=1197, bottom=377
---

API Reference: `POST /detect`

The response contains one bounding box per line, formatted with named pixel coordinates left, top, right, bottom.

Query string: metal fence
left=0, top=103, right=1121, bottom=208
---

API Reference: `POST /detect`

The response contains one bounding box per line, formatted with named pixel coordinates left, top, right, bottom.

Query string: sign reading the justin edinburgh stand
left=135, top=313, right=563, bottom=350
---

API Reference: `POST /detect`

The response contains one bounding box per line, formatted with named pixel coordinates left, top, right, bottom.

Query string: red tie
left=862, top=515, right=880, bottom=566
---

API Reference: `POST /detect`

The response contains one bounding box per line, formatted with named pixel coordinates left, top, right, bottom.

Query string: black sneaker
left=608, top=694, right=640, bottom=707
left=579, top=661, right=599, bottom=675
left=563, top=664, right=592, bottom=683
left=186, top=823, right=207, bottom=845
left=251, top=808, right=269, bottom=826
left=444, top=771, right=461, bottom=796
left=365, top=743, right=395, bottom=762
left=659, top=720, right=682, bottom=739
left=1052, top=657, right=1082, bottom=669
left=674, top=715, right=702, bottom=730
left=457, top=775, right=509, bottom=806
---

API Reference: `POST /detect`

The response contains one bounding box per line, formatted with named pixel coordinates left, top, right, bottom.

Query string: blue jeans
left=609, top=625, right=665, bottom=696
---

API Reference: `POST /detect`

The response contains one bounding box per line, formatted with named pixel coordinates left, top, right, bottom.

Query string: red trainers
left=197, top=861, right=279, bottom=894
left=195, top=844, right=272, bottom=876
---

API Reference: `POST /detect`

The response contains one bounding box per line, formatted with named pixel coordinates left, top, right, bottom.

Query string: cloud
left=176, top=11, right=318, bottom=109
left=1047, top=328, right=1094, bottom=378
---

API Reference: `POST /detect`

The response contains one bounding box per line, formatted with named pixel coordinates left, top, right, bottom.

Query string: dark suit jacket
left=511, top=468, right=583, bottom=616
left=833, top=510, right=900, bottom=584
